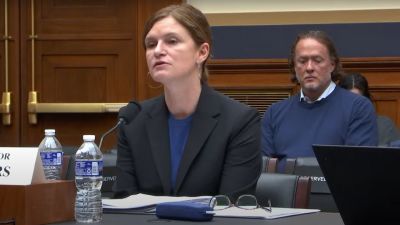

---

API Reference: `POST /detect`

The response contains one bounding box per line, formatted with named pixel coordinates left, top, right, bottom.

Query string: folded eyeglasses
left=209, top=194, right=272, bottom=213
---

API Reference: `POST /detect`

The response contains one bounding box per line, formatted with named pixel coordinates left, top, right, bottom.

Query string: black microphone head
left=118, top=101, right=141, bottom=124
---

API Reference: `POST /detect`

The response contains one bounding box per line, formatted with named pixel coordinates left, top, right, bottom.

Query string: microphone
left=118, top=101, right=142, bottom=125
left=98, top=101, right=141, bottom=150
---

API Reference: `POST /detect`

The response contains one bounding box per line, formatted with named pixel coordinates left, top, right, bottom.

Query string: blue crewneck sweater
left=261, top=86, right=378, bottom=168
left=168, top=114, right=193, bottom=191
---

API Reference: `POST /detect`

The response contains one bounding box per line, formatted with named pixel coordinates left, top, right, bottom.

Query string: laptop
left=312, top=144, right=400, bottom=225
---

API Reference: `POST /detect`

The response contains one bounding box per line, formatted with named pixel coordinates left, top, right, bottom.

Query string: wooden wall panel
left=370, top=89, right=400, bottom=125
left=19, top=0, right=139, bottom=149
left=18, top=0, right=182, bottom=149
left=345, top=58, right=400, bottom=125
left=41, top=55, right=110, bottom=102
left=0, top=0, right=20, bottom=146
left=208, top=59, right=296, bottom=117
left=208, top=59, right=295, bottom=89
left=208, top=57, right=400, bottom=127
left=37, top=0, right=135, bottom=38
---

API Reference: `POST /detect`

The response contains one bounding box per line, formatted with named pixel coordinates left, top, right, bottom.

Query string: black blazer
left=113, top=85, right=261, bottom=200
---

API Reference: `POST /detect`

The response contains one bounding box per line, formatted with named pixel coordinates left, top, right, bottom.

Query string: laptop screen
left=313, top=144, right=400, bottom=225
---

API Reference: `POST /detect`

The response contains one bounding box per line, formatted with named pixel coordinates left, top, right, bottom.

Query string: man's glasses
left=209, top=194, right=272, bottom=213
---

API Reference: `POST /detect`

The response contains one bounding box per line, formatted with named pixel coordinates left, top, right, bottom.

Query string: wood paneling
left=37, top=0, right=136, bottom=39
left=208, top=57, right=400, bottom=127
left=0, top=0, right=20, bottom=146
left=0, top=181, right=75, bottom=225
left=0, top=0, right=182, bottom=149
left=20, top=0, right=140, bottom=149
left=345, top=58, right=400, bottom=125
left=370, top=89, right=400, bottom=124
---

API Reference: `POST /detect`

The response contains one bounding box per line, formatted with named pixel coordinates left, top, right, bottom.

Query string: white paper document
left=102, top=193, right=211, bottom=209
left=102, top=193, right=320, bottom=219
left=212, top=207, right=320, bottom=219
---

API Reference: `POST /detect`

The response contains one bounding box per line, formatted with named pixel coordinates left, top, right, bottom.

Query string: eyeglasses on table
left=209, top=194, right=272, bottom=213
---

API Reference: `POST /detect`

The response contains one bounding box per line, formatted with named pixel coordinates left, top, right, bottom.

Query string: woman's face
left=144, top=16, right=209, bottom=85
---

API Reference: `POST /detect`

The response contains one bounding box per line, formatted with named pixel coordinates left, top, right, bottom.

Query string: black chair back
left=255, top=173, right=311, bottom=208
left=292, top=157, right=338, bottom=212
left=261, top=156, right=278, bottom=173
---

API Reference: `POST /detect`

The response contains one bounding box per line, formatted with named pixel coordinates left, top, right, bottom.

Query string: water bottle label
left=40, top=151, right=63, bottom=166
left=75, top=160, right=103, bottom=176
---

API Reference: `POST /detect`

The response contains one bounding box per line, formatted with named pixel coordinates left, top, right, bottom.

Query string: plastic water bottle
left=75, top=135, right=103, bottom=223
left=38, top=129, right=63, bottom=180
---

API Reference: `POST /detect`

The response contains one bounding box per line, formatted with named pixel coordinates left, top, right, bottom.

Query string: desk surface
left=54, top=212, right=343, bottom=225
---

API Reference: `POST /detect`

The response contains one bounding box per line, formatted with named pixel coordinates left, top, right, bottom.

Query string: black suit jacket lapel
left=174, top=85, right=220, bottom=194
left=145, top=98, right=172, bottom=195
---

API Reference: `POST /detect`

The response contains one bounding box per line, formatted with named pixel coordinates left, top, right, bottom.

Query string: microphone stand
left=98, top=119, right=124, bottom=150
left=98, top=101, right=141, bottom=150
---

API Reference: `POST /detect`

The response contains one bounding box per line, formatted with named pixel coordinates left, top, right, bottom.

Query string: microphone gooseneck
left=98, top=119, right=124, bottom=150
left=98, top=101, right=141, bottom=150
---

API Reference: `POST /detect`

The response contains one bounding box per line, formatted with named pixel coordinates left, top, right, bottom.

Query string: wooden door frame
left=0, top=0, right=20, bottom=146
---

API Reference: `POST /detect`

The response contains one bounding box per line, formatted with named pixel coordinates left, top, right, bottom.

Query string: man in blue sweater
left=261, top=30, right=378, bottom=171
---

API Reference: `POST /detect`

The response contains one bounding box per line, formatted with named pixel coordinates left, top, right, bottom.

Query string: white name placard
left=0, top=147, right=45, bottom=185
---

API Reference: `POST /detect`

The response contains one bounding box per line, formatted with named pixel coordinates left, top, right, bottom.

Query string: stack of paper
left=102, top=193, right=320, bottom=219
left=212, top=206, right=320, bottom=219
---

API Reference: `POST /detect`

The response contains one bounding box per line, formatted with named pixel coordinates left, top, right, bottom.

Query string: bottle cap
left=44, top=129, right=55, bottom=135
left=83, top=135, right=95, bottom=141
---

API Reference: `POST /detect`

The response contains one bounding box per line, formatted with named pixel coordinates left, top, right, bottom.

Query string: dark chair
left=62, top=146, right=78, bottom=155
left=101, top=150, right=118, bottom=198
left=290, top=157, right=338, bottom=212
left=61, top=154, right=71, bottom=180
left=255, top=173, right=311, bottom=208
left=284, top=158, right=297, bottom=174
left=261, top=156, right=278, bottom=173
left=65, top=155, right=75, bottom=181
